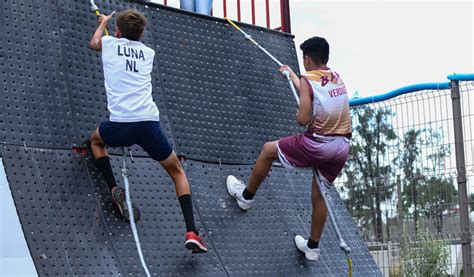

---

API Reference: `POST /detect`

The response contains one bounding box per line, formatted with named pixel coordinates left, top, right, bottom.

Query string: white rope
left=122, top=149, right=151, bottom=277
left=312, top=168, right=351, bottom=254
left=228, top=19, right=299, bottom=106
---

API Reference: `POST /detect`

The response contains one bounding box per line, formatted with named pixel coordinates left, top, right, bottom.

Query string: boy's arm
left=89, top=12, right=115, bottom=51
left=295, top=77, right=312, bottom=126
left=279, top=65, right=301, bottom=91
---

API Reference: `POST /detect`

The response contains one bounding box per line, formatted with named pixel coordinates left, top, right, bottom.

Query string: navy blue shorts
left=99, top=121, right=173, bottom=161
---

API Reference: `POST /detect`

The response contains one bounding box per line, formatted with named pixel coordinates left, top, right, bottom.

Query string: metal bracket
left=177, top=154, right=187, bottom=162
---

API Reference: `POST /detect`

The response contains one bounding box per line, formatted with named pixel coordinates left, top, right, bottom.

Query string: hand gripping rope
left=225, top=18, right=353, bottom=276
left=88, top=2, right=150, bottom=276
left=90, top=0, right=109, bottom=36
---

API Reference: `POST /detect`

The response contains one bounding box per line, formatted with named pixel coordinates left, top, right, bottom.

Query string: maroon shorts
left=277, top=132, right=350, bottom=183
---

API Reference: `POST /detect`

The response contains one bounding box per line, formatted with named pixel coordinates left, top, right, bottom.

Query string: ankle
left=307, top=238, right=319, bottom=249
left=242, top=187, right=255, bottom=200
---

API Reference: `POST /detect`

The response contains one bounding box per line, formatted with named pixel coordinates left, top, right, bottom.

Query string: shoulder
left=102, top=35, right=115, bottom=41
left=101, top=36, right=118, bottom=50
left=299, top=74, right=313, bottom=88
left=306, top=69, right=345, bottom=87
left=134, top=41, right=155, bottom=56
left=102, top=35, right=117, bottom=44
left=142, top=43, right=155, bottom=56
left=302, top=70, right=324, bottom=82
left=146, top=45, right=155, bottom=56
left=329, top=70, right=344, bottom=86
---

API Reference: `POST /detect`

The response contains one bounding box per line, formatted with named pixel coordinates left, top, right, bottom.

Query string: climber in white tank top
left=226, top=37, right=351, bottom=262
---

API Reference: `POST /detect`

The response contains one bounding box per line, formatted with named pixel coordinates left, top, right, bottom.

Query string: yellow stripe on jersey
left=303, top=70, right=343, bottom=86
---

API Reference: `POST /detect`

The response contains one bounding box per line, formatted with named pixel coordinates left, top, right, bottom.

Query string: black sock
left=95, top=156, right=117, bottom=192
left=178, top=194, right=198, bottom=235
left=242, top=187, right=255, bottom=200
left=307, top=238, right=319, bottom=249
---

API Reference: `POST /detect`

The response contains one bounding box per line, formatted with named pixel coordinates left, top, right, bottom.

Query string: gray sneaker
left=226, top=175, right=254, bottom=211
left=111, top=187, right=140, bottom=222
left=295, top=235, right=320, bottom=261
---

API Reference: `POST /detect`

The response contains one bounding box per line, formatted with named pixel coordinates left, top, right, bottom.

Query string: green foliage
left=420, top=177, right=457, bottom=233
left=344, top=106, right=456, bottom=239
left=344, top=105, right=397, bottom=240
left=400, top=127, right=455, bottom=233
left=402, top=130, right=424, bottom=233
left=390, top=267, right=401, bottom=277
left=401, top=230, right=450, bottom=277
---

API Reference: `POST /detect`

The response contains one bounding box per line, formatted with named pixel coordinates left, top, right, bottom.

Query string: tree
left=422, top=127, right=456, bottom=233
left=420, top=177, right=457, bottom=233
left=401, top=127, right=455, bottom=234
left=401, top=129, right=424, bottom=233
left=344, top=105, right=397, bottom=241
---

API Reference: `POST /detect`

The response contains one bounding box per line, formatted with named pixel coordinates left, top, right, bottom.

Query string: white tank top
left=101, top=36, right=160, bottom=122
left=302, top=69, right=352, bottom=137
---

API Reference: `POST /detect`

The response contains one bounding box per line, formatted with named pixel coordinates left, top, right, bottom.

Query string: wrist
left=99, top=21, right=108, bottom=28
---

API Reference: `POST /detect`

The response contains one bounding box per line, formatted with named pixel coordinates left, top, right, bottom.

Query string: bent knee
left=170, top=160, right=185, bottom=174
left=161, top=154, right=185, bottom=174
left=90, top=129, right=104, bottom=145
left=261, top=141, right=278, bottom=159
left=167, top=162, right=186, bottom=181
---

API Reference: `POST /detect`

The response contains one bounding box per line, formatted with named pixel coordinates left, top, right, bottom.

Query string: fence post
left=450, top=79, right=472, bottom=277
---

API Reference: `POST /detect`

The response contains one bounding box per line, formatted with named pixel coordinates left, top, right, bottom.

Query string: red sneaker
left=185, top=231, right=208, bottom=253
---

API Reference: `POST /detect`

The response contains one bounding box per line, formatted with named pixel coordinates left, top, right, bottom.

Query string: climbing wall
left=0, top=0, right=381, bottom=276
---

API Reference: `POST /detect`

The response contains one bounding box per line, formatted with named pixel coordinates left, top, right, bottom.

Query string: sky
left=155, top=0, right=473, bottom=97
left=289, top=0, right=473, bottom=97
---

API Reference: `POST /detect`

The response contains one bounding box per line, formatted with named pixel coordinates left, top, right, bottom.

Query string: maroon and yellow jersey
left=302, top=69, right=352, bottom=137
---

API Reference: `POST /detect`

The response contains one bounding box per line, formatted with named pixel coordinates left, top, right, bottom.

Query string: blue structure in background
left=448, top=73, right=474, bottom=81
left=349, top=73, right=474, bottom=107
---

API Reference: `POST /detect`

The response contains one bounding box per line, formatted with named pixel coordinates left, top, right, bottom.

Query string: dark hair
left=116, top=9, right=147, bottom=41
left=300, top=37, right=329, bottom=65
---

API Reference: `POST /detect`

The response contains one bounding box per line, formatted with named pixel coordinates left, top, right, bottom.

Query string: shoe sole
left=304, top=253, right=320, bottom=262
left=112, top=188, right=140, bottom=222
left=185, top=239, right=208, bottom=253
left=295, top=237, right=319, bottom=262
left=227, top=189, right=250, bottom=211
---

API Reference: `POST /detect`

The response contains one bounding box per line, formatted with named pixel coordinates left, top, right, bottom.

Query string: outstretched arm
left=279, top=65, right=301, bottom=91
left=89, top=12, right=115, bottom=51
